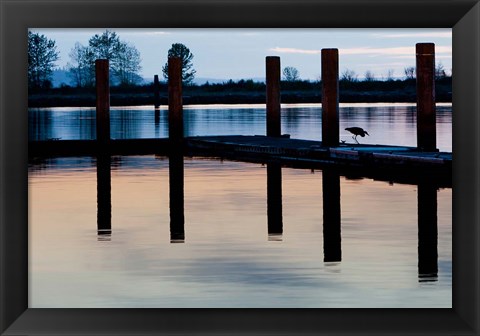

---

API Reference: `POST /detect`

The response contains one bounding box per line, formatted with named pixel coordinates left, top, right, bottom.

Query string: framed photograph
left=1, top=0, right=479, bottom=335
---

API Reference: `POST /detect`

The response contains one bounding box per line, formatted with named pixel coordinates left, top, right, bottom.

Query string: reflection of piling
left=267, top=162, right=283, bottom=240
left=169, top=152, right=185, bottom=242
left=418, top=181, right=438, bottom=281
left=95, top=59, right=110, bottom=146
left=416, top=43, right=436, bottom=151
left=168, top=57, right=183, bottom=144
left=97, top=154, right=111, bottom=238
left=266, top=56, right=281, bottom=137
left=154, top=109, right=160, bottom=138
left=154, top=108, right=160, bottom=125
left=321, top=49, right=339, bottom=147
left=322, top=170, right=341, bottom=262
left=154, top=74, right=160, bottom=108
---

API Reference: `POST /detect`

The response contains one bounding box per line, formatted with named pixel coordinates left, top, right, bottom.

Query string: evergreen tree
left=162, top=43, right=196, bottom=85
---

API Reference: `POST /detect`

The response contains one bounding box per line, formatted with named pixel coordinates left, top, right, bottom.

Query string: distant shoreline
left=28, top=79, right=452, bottom=108
left=28, top=90, right=452, bottom=108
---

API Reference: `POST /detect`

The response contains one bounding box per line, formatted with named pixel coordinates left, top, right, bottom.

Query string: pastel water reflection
left=29, top=156, right=451, bottom=308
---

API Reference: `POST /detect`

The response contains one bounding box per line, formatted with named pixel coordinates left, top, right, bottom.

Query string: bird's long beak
left=366, top=132, right=370, bottom=136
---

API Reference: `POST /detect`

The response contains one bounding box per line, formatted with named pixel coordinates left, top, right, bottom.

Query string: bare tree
left=340, top=69, right=358, bottom=82
left=114, top=42, right=143, bottom=86
left=28, top=31, right=60, bottom=89
left=283, top=66, right=300, bottom=82
left=67, top=30, right=142, bottom=87
left=364, top=70, right=375, bottom=82
left=404, top=66, right=416, bottom=80
left=385, top=69, right=395, bottom=81
left=435, top=62, right=447, bottom=79
left=67, top=42, right=95, bottom=87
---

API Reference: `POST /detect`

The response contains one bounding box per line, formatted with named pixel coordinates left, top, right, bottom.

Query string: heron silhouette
left=345, top=127, right=369, bottom=144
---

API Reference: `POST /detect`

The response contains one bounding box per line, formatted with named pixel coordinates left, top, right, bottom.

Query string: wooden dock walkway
left=186, top=135, right=451, bottom=187
left=29, top=135, right=452, bottom=187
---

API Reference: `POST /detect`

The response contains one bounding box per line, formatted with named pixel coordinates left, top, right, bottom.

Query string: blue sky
left=33, top=28, right=452, bottom=82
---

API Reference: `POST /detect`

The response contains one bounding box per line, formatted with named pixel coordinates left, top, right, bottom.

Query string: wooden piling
left=321, top=49, right=339, bottom=147
left=266, top=56, right=281, bottom=137
left=95, top=59, right=110, bottom=145
left=154, top=74, right=160, bottom=108
left=416, top=43, right=436, bottom=151
left=168, top=57, right=183, bottom=143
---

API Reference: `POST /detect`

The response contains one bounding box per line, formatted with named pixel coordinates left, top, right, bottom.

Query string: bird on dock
left=345, top=127, right=369, bottom=144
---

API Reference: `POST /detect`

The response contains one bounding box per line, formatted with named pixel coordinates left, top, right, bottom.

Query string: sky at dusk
left=32, top=28, right=452, bottom=83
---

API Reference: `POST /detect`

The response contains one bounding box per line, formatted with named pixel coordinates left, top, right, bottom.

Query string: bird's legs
left=352, top=135, right=359, bottom=144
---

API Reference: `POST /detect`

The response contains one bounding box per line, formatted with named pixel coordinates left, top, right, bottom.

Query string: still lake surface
left=29, top=103, right=452, bottom=308
left=29, top=103, right=452, bottom=151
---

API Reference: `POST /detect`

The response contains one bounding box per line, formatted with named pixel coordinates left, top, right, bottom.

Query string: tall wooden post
left=168, top=57, right=183, bottom=143
left=416, top=43, right=436, bottom=151
left=266, top=56, right=281, bottom=137
left=154, top=74, right=160, bottom=108
left=95, top=59, right=110, bottom=145
left=168, top=57, right=184, bottom=242
left=321, top=49, right=339, bottom=147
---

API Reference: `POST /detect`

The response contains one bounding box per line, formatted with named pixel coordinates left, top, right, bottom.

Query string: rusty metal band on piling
left=321, top=49, right=339, bottom=147
left=266, top=56, right=281, bottom=137
left=95, top=59, right=110, bottom=145
left=154, top=74, right=160, bottom=108
left=416, top=43, right=436, bottom=151
left=168, top=57, right=183, bottom=143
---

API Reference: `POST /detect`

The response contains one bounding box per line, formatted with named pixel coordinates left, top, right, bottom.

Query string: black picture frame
left=1, top=0, right=479, bottom=335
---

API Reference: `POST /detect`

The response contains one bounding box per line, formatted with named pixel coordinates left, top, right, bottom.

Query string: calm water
left=29, top=103, right=453, bottom=151
left=28, top=103, right=452, bottom=308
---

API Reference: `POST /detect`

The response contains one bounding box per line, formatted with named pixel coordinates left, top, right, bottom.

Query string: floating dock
left=187, top=136, right=451, bottom=186
left=29, top=135, right=452, bottom=187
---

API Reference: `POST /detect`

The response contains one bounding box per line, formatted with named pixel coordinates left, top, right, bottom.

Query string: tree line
left=28, top=30, right=197, bottom=90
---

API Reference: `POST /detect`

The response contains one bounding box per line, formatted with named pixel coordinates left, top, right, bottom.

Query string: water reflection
left=154, top=108, right=161, bottom=138
left=322, top=170, right=342, bottom=263
left=267, top=162, right=283, bottom=241
left=96, top=154, right=111, bottom=240
left=418, top=180, right=438, bottom=282
left=169, top=151, right=185, bottom=243
left=93, top=156, right=440, bottom=282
